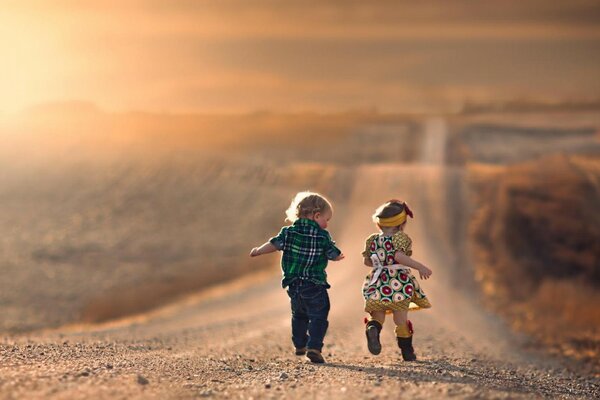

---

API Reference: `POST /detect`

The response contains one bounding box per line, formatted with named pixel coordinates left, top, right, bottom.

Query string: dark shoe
left=295, top=347, right=307, bottom=356
left=397, top=336, right=417, bottom=361
left=365, top=320, right=382, bottom=355
left=306, top=349, right=325, bottom=364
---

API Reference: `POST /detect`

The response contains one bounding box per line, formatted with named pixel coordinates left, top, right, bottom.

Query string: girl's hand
left=250, top=248, right=260, bottom=257
left=418, top=265, right=432, bottom=280
left=333, top=254, right=345, bottom=261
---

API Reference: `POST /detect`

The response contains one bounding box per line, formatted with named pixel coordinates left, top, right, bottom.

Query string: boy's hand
left=333, top=254, right=345, bottom=261
left=250, top=248, right=260, bottom=257
left=418, top=265, right=432, bottom=280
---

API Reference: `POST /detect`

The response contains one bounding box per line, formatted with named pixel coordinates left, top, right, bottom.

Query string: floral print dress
left=362, top=231, right=431, bottom=313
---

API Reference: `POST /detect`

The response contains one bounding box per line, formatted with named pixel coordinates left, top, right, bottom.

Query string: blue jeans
left=286, top=280, right=330, bottom=351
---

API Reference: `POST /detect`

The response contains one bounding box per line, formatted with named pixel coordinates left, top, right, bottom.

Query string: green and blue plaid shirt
left=269, top=218, right=342, bottom=288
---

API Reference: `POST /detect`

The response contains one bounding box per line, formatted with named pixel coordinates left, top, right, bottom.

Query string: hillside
left=466, top=140, right=600, bottom=373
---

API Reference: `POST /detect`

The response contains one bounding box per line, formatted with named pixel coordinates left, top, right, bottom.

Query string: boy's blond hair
left=285, top=191, right=332, bottom=223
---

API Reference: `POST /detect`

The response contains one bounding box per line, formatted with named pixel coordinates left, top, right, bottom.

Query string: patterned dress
left=362, top=231, right=431, bottom=313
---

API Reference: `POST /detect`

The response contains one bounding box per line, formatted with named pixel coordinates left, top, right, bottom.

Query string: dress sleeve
left=392, top=232, right=412, bottom=256
left=269, top=227, right=288, bottom=251
left=324, top=232, right=342, bottom=260
left=361, top=234, right=379, bottom=258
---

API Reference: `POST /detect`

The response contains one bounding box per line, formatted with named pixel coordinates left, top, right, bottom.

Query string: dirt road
left=1, top=120, right=597, bottom=399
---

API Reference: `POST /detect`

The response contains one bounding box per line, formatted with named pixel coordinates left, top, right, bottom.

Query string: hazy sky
left=1, top=0, right=599, bottom=114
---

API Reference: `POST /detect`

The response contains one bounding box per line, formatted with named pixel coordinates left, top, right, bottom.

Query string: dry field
left=457, top=112, right=600, bottom=374
left=0, top=106, right=419, bottom=332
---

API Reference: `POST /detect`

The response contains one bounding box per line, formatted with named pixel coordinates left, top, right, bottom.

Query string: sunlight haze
left=1, top=0, right=599, bottom=114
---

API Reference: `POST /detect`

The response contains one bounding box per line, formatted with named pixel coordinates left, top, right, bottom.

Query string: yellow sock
left=395, top=324, right=411, bottom=338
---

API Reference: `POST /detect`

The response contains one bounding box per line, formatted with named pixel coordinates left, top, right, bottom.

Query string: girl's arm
left=250, top=242, right=277, bottom=257
left=394, top=252, right=432, bottom=280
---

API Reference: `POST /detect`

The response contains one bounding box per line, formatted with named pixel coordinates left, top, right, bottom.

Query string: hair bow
left=387, top=199, right=413, bottom=218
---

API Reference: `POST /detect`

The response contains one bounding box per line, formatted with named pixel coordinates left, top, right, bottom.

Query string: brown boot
left=396, top=336, right=417, bottom=361
left=306, top=349, right=325, bottom=364
left=395, top=320, right=416, bottom=361
left=365, top=319, right=383, bottom=355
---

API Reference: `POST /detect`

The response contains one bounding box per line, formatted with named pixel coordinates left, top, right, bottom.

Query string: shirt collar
left=294, top=218, right=321, bottom=229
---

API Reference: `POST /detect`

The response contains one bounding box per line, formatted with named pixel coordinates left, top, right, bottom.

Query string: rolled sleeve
left=324, top=235, right=342, bottom=260
left=269, top=227, right=287, bottom=251
left=325, top=244, right=342, bottom=260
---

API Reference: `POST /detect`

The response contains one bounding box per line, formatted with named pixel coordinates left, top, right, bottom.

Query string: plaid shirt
left=269, top=218, right=342, bottom=288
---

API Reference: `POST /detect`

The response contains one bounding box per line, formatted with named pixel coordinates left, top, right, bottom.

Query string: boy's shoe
left=365, top=319, right=383, bottom=355
left=306, top=349, right=325, bottom=364
left=295, top=347, right=307, bottom=356
left=397, top=336, right=417, bottom=361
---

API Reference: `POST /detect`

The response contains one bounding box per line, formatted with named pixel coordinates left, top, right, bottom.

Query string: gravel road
left=1, top=122, right=598, bottom=399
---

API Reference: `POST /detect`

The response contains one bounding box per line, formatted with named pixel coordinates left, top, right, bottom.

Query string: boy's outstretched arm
left=325, top=246, right=345, bottom=261
left=394, top=252, right=432, bottom=280
left=250, top=242, right=277, bottom=257
left=324, top=235, right=344, bottom=261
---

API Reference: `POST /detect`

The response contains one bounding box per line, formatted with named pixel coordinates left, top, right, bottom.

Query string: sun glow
left=0, top=10, right=68, bottom=114
left=0, top=2, right=598, bottom=115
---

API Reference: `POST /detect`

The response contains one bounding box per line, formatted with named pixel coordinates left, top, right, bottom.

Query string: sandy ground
left=2, top=119, right=599, bottom=399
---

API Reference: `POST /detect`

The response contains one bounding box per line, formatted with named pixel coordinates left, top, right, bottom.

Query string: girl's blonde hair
left=285, top=191, right=332, bottom=223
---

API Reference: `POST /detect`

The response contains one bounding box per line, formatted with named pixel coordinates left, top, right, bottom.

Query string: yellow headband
left=377, top=210, right=407, bottom=227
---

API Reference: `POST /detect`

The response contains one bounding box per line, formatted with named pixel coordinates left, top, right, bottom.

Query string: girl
left=362, top=199, right=432, bottom=361
left=250, top=191, right=344, bottom=363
